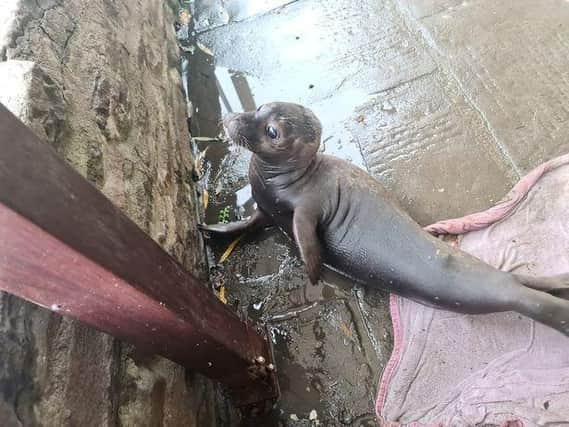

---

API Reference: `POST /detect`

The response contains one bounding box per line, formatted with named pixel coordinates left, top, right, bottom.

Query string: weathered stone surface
left=117, top=348, right=221, bottom=427
left=348, top=70, right=516, bottom=225
left=0, top=0, right=219, bottom=426
left=403, top=0, right=569, bottom=172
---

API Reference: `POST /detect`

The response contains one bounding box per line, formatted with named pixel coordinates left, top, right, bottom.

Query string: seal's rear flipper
left=548, top=288, right=569, bottom=300
left=514, top=287, right=569, bottom=337
left=515, top=273, right=569, bottom=297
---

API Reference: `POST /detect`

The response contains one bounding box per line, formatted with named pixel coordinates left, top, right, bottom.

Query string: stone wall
left=0, top=0, right=224, bottom=425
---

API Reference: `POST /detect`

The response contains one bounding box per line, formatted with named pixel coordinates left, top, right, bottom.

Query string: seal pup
left=199, top=102, right=569, bottom=336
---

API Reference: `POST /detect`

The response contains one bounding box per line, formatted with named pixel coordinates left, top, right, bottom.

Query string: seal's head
left=223, top=102, right=322, bottom=164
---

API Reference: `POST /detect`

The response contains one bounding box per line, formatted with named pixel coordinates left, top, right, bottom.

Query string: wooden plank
left=0, top=103, right=278, bottom=407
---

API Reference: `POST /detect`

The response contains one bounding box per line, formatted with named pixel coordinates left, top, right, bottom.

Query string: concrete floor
left=186, top=0, right=569, bottom=425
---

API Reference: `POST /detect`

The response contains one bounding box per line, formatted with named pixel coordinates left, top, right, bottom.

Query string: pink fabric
left=377, top=297, right=527, bottom=427
left=376, top=296, right=441, bottom=427
left=377, top=154, right=569, bottom=426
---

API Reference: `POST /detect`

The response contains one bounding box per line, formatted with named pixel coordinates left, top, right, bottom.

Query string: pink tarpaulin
left=377, top=154, right=569, bottom=426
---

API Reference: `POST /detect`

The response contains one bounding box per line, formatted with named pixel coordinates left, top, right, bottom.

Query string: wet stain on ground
left=209, top=231, right=392, bottom=426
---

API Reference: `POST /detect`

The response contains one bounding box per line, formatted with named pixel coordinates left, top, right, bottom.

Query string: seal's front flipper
left=293, top=209, right=322, bottom=285
left=198, top=208, right=272, bottom=237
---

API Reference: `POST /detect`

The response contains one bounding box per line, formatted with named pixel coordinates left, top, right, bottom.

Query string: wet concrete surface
left=182, top=0, right=569, bottom=425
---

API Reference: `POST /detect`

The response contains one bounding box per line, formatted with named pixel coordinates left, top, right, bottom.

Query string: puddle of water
left=186, top=45, right=253, bottom=225
left=193, top=0, right=296, bottom=32
left=215, top=65, right=369, bottom=168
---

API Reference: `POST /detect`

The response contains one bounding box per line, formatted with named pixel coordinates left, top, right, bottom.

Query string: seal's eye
left=266, top=125, right=278, bottom=139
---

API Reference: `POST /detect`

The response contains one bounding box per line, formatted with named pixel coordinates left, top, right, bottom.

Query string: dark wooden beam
left=0, top=103, right=278, bottom=407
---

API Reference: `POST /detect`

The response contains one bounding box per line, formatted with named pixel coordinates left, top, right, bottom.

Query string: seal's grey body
left=200, top=102, right=569, bottom=336
left=252, top=154, right=511, bottom=313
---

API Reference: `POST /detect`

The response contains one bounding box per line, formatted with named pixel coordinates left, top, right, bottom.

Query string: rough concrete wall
left=0, top=1, right=222, bottom=426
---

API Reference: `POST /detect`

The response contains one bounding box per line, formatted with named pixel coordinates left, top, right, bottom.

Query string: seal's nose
left=222, top=113, right=240, bottom=133
left=222, top=113, right=241, bottom=141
